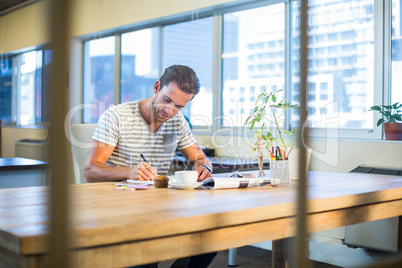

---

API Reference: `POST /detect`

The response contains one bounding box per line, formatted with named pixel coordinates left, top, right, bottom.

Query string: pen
left=140, top=154, right=149, bottom=164
left=277, top=146, right=284, bottom=160
left=285, top=148, right=293, bottom=160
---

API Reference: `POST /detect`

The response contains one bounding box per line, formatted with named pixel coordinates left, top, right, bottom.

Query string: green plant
left=369, top=103, right=402, bottom=127
left=245, top=86, right=299, bottom=152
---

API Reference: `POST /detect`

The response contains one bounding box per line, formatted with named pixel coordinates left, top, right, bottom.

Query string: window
left=292, top=0, right=375, bottom=129
left=83, top=36, right=115, bottom=123
left=391, top=0, right=402, bottom=104
left=121, top=28, right=160, bottom=104
left=0, top=49, right=50, bottom=126
left=76, top=0, right=397, bottom=139
left=18, top=51, right=41, bottom=125
left=222, top=3, right=285, bottom=127
left=0, top=57, right=12, bottom=122
left=162, top=17, right=214, bottom=126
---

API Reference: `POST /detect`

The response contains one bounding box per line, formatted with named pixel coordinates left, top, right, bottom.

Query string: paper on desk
left=199, top=177, right=280, bottom=190
left=126, top=179, right=154, bottom=185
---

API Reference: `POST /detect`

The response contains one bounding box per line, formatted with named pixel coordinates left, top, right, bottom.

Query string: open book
left=199, top=177, right=280, bottom=190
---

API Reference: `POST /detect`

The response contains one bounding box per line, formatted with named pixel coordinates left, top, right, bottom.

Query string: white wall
left=0, top=1, right=49, bottom=53
left=0, top=0, right=239, bottom=53
left=69, top=0, right=237, bottom=38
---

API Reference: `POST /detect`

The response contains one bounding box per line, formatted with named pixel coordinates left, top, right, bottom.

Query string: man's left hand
left=196, top=165, right=212, bottom=181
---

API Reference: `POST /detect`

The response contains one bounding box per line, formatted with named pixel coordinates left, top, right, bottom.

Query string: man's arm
left=83, top=139, right=157, bottom=182
left=179, top=143, right=212, bottom=181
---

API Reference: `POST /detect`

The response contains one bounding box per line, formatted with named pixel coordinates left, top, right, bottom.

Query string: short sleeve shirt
left=92, top=101, right=196, bottom=175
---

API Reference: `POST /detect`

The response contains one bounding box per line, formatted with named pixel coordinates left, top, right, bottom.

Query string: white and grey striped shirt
left=93, top=101, right=196, bottom=175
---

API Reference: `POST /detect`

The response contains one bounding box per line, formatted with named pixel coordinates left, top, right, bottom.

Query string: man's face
left=151, top=81, right=194, bottom=123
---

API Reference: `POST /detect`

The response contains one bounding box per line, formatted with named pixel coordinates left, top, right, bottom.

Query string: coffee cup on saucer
left=170, top=170, right=198, bottom=185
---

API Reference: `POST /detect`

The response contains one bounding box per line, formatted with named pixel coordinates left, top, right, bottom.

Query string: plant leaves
left=369, top=106, right=381, bottom=111
left=250, top=120, right=256, bottom=131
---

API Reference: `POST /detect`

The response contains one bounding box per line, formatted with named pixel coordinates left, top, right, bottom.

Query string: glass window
left=0, top=50, right=49, bottom=125
left=0, top=56, right=12, bottom=122
left=121, top=28, right=160, bottom=103
left=19, top=51, right=40, bottom=125
left=292, top=0, right=374, bottom=129
left=162, top=17, right=213, bottom=126
left=41, top=50, right=52, bottom=123
left=35, top=51, right=43, bottom=123
left=222, top=4, right=285, bottom=127
left=83, top=36, right=115, bottom=123
left=391, top=0, right=402, bottom=104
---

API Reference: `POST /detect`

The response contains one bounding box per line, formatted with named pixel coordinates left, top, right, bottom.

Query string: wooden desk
left=1, top=171, right=402, bottom=267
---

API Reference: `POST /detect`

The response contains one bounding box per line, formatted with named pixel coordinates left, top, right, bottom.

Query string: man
left=84, top=65, right=217, bottom=268
left=84, top=65, right=213, bottom=182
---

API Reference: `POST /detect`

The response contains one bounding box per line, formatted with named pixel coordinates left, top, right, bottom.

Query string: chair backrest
left=70, top=124, right=97, bottom=184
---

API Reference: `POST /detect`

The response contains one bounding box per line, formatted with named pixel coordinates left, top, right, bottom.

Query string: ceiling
left=0, top=0, right=33, bottom=14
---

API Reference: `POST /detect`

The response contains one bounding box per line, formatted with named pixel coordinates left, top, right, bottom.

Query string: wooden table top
left=1, top=171, right=402, bottom=266
left=0, top=157, right=49, bottom=171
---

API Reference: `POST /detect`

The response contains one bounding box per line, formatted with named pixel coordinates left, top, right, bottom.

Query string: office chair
left=70, top=124, right=97, bottom=184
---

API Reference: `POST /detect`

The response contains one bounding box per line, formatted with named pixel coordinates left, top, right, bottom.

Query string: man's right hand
left=133, top=161, right=158, bottom=180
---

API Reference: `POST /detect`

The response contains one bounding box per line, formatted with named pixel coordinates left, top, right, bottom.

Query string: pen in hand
left=139, top=154, right=157, bottom=179
left=140, top=154, right=149, bottom=163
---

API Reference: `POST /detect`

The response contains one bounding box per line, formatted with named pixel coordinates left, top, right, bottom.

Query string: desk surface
left=0, top=157, right=49, bottom=171
left=1, top=171, right=402, bottom=267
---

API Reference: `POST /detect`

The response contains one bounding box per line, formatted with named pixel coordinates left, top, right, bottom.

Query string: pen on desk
left=140, top=154, right=149, bottom=164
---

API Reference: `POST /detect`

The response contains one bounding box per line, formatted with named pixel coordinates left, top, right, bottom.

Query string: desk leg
left=272, top=238, right=290, bottom=268
left=228, top=248, right=237, bottom=267
left=398, top=216, right=402, bottom=252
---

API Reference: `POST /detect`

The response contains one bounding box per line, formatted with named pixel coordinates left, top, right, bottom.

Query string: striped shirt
left=92, top=101, right=196, bottom=175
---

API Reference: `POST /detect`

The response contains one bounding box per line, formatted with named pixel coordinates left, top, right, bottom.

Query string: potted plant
left=369, top=103, right=402, bottom=140
left=245, top=86, right=299, bottom=176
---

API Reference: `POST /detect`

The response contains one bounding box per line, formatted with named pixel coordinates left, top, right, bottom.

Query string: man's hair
left=159, top=65, right=200, bottom=96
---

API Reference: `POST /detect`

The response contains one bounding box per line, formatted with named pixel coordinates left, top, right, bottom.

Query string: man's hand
left=133, top=161, right=158, bottom=180
left=196, top=165, right=212, bottom=181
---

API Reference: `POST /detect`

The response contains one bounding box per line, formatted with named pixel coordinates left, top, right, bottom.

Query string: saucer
left=169, top=182, right=202, bottom=190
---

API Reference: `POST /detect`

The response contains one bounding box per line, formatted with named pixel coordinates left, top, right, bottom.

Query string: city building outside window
left=0, top=56, right=12, bottom=123
left=222, top=3, right=285, bottom=127
left=162, top=17, right=214, bottom=127
left=392, top=0, right=402, bottom=104
left=83, top=36, right=115, bottom=123
left=0, top=50, right=49, bottom=126
left=121, top=28, right=160, bottom=104
left=292, top=0, right=375, bottom=129
left=76, top=0, right=394, bottom=139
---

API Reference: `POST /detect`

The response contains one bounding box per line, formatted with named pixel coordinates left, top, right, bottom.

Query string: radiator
left=15, top=140, right=49, bottom=161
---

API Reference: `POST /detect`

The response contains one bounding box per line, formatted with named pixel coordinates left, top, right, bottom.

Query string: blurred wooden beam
left=48, top=0, right=71, bottom=267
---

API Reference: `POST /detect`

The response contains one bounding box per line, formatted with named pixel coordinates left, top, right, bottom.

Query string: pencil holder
left=270, top=160, right=289, bottom=183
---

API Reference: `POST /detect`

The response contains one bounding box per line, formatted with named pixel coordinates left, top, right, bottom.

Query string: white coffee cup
left=170, top=170, right=198, bottom=185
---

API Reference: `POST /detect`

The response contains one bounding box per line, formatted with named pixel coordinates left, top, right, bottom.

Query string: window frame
left=0, top=47, right=50, bottom=127
left=76, top=0, right=396, bottom=140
